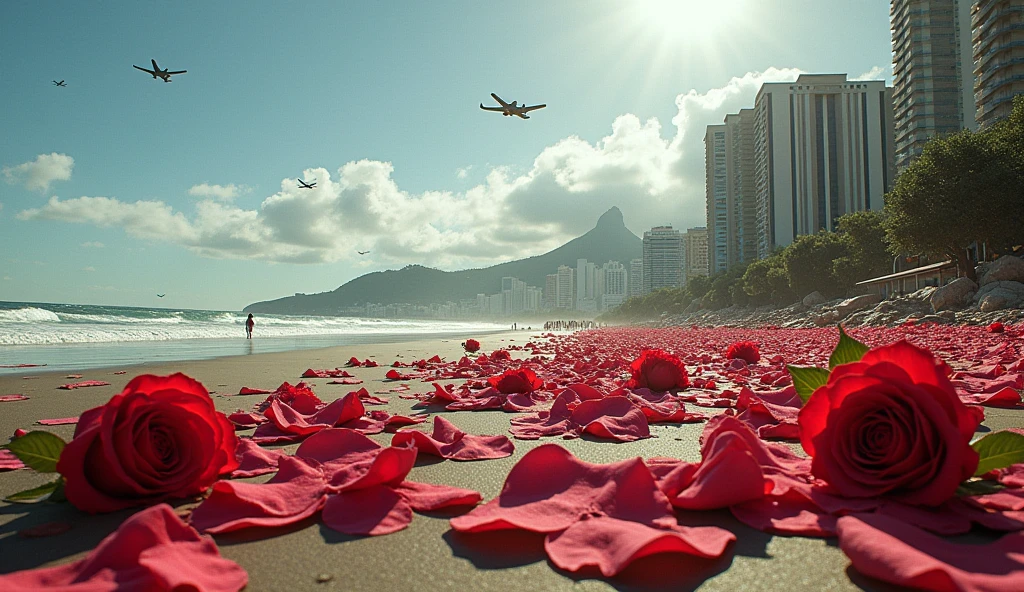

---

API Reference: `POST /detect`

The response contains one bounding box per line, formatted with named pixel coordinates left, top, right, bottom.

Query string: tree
left=686, top=275, right=712, bottom=301
left=783, top=232, right=851, bottom=298
left=884, top=128, right=1021, bottom=281
left=833, top=210, right=891, bottom=286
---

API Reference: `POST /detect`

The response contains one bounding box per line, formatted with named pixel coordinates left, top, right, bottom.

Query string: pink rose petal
left=544, top=516, right=734, bottom=577
left=190, top=456, right=327, bottom=534
left=837, top=513, right=1024, bottom=591
left=37, top=417, right=79, bottom=425
left=394, top=480, right=482, bottom=511
left=57, top=380, right=110, bottom=390
left=231, top=439, right=287, bottom=478
left=321, top=485, right=414, bottom=535
left=391, top=416, right=514, bottom=461
left=0, top=449, right=26, bottom=470
left=0, top=504, right=247, bottom=591
left=0, top=394, right=29, bottom=402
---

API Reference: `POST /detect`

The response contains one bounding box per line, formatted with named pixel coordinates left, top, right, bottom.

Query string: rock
left=979, top=255, right=1024, bottom=286
left=812, top=310, right=840, bottom=326
left=930, top=278, right=978, bottom=312
left=802, top=291, right=827, bottom=307
left=975, top=280, right=1024, bottom=312
left=836, top=294, right=883, bottom=317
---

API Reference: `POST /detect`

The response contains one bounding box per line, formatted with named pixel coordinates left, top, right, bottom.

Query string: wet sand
left=1, top=331, right=1022, bottom=591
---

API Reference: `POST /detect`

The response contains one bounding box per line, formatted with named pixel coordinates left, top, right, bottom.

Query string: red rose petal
left=0, top=504, right=247, bottom=591
left=0, top=394, right=29, bottom=402
left=837, top=513, right=1024, bottom=591
left=236, top=386, right=273, bottom=395
left=37, top=417, right=79, bottom=425
left=0, top=449, right=26, bottom=470
left=321, top=485, right=413, bottom=535
left=57, top=380, right=110, bottom=390
left=544, top=516, right=734, bottom=576
left=190, top=456, right=327, bottom=534
left=391, top=416, right=514, bottom=461
left=231, top=439, right=286, bottom=478
left=17, top=521, right=73, bottom=538
left=394, top=480, right=482, bottom=511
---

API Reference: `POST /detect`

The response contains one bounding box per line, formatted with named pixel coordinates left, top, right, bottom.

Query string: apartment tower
left=891, top=0, right=977, bottom=170
left=705, top=110, right=757, bottom=274
left=684, top=227, right=710, bottom=280
left=753, top=74, right=896, bottom=258
left=973, top=0, right=1024, bottom=127
left=642, top=226, right=684, bottom=293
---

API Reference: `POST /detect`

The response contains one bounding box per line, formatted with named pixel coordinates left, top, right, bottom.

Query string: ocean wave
left=57, top=312, right=186, bottom=325
left=0, top=307, right=61, bottom=323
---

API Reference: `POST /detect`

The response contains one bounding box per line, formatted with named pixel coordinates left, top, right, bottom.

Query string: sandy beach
left=2, top=330, right=1023, bottom=591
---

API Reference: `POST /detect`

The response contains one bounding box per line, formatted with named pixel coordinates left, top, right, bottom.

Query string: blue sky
left=0, top=1, right=892, bottom=311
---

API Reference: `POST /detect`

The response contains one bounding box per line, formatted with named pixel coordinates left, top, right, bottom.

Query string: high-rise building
left=575, top=258, right=598, bottom=311
left=525, top=286, right=543, bottom=312
left=753, top=74, right=896, bottom=258
left=684, top=227, right=710, bottom=280
left=891, top=0, right=978, bottom=171
left=643, top=226, right=684, bottom=293
left=706, top=110, right=758, bottom=273
left=972, top=0, right=1024, bottom=127
left=629, top=258, right=643, bottom=298
left=556, top=265, right=575, bottom=310
left=601, top=261, right=627, bottom=310
left=543, top=273, right=558, bottom=309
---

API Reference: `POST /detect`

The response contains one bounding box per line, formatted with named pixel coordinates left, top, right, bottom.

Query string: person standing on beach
left=245, top=314, right=254, bottom=339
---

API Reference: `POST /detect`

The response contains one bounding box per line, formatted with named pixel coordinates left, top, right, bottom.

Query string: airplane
left=157, top=294, right=165, bottom=298
left=52, top=80, right=66, bottom=87
left=297, top=179, right=317, bottom=189
left=479, top=93, right=546, bottom=119
left=357, top=250, right=370, bottom=255
left=133, top=59, right=187, bottom=83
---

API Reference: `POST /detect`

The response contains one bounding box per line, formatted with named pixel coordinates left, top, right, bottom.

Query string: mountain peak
left=594, top=206, right=625, bottom=230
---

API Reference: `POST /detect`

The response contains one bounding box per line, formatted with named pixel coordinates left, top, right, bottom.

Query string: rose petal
left=544, top=516, right=734, bottom=576
left=391, top=416, right=514, bottom=461
left=837, top=513, right=1024, bottom=591
left=321, top=485, right=413, bottom=535
left=394, top=480, right=482, bottom=511
left=231, top=439, right=286, bottom=478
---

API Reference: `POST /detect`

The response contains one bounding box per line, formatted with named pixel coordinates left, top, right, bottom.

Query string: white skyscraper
left=643, top=226, right=684, bottom=294
left=753, top=74, right=896, bottom=257
left=629, top=258, right=643, bottom=299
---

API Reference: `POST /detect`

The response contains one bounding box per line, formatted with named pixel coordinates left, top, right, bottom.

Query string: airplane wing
left=167, top=70, right=187, bottom=75
left=490, top=93, right=510, bottom=107
left=480, top=104, right=504, bottom=111
left=521, top=104, right=546, bottom=113
left=133, top=65, right=156, bottom=75
left=151, top=59, right=160, bottom=70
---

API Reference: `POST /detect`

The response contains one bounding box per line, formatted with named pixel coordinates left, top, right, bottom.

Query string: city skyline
left=0, top=1, right=893, bottom=310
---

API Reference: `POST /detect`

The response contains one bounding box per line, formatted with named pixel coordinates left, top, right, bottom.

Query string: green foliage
left=971, top=431, right=1024, bottom=476
left=686, top=275, right=712, bottom=300
left=743, top=252, right=792, bottom=306
left=884, top=120, right=1024, bottom=278
left=2, top=431, right=66, bottom=473
left=788, top=365, right=830, bottom=404
left=833, top=211, right=891, bottom=285
left=783, top=232, right=852, bottom=298
left=5, top=478, right=64, bottom=504
left=828, top=325, right=869, bottom=369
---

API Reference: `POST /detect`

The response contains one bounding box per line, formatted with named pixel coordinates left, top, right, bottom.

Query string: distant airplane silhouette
left=480, top=93, right=546, bottom=119
left=357, top=250, right=370, bottom=255
left=53, top=80, right=66, bottom=87
left=297, top=179, right=316, bottom=189
left=157, top=294, right=165, bottom=298
left=133, top=59, right=187, bottom=83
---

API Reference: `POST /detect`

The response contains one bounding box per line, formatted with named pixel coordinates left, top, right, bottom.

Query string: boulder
left=802, top=291, right=827, bottom=307
left=976, top=280, right=1024, bottom=312
left=836, top=294, right=883, bottom=317
left=930, top=277, right=978, bottom=312
left=979, top=255, right=1024, bottom=286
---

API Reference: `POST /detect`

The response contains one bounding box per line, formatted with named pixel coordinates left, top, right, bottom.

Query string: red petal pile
left=57, top=380, right=110, bottom=390
left=192, top=428, right=481, bottom=536
left=391, top=416, right=514, bottom=461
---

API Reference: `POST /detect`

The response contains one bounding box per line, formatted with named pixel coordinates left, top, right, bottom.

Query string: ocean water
left=0, top=302, right=508, bottom=374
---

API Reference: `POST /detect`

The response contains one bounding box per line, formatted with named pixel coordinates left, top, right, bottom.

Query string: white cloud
left=853, top=65, right=893, bottom=85
left=455, top=166, right=472, bottom=179
left=17, top=68, right=805, bottom=268
left=3, top=153, right=74, bottom=192
left=2, top=276, right=10, bottom=281
left=83, top=266, right=96, bottom=272
left=81, top=241, right=105, bottom=248
left=188, top=183, right=249, bottom=201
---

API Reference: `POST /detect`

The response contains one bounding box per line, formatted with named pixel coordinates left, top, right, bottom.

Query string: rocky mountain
left=244, top=207, right=642, bottom=315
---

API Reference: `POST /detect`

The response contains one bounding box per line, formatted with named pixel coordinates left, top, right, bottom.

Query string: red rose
left=798, top=341, right=980, bottom=506
left=626, top=349, right=689, bottom=391
left=726, top=341, right=760, bottom=364
left=463, top=339, right=481, bottom=353
left=57, top=373, right=239, bottom=513
left=490, top=349, right=512, bottom=362
left=488, top=367, right=543, bottom=394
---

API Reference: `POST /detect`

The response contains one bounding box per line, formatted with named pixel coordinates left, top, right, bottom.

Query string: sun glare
left=629, top=0, right=746, bottom=42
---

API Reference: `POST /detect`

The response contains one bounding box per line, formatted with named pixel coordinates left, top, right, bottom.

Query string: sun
left=626, top=0, right=747, bottom=43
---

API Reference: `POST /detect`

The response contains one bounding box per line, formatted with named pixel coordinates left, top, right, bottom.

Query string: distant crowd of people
left=543, top=320, right=599, bottom=331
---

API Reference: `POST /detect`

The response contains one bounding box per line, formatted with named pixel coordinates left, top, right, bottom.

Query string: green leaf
left=5, top=431, right=66, bottom=473
left=956, top=479, right=1006, bottom=497
left=828, top=324, right=869, bottom=369
left=972, top=430, right=1024, bottom=476
left=787, top=365, right=831, bottom=404
left=4, top=478, right=62, bottom=503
